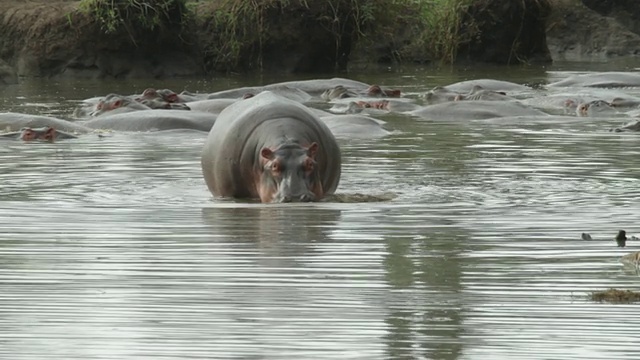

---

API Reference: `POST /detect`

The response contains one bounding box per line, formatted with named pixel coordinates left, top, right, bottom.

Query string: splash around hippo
left=201, top=91, right=341, bottom=203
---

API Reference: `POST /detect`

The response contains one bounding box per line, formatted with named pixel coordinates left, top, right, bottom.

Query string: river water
left=2, top=61, right=640, bottom=359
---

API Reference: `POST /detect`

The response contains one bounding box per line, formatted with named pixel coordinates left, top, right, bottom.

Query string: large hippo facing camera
left=201, top=91, right=341, bottom=203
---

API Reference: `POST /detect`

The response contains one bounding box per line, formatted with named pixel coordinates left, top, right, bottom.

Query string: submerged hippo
left=443, top=79, right=531, bottom=93
left=207, top=84, right=312, bottom=102
left=320, top=114, right=392, bottom=139
left=0, top=112, right=92, bottom=133
left=201, top=91, right=341, bottom=203
left=321, top=84, right=401, bottom=101
left=575, top=100, right=620, bottom=117
left=549, top=72, right=640, bottom=88
left=611, top=119, right=640, bottom=132
left=410, top=100, right=549, bottom=121
left=80, top=110, right=217, bottom=132
left=0, top=126, right=77, bottom=142
left=336, top=99, right=420, bottom=114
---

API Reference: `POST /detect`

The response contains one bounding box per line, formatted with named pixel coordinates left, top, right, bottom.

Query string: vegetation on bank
left=74, top=0, right=500, bottom=71
left=78, top=0, right=190, bottom=46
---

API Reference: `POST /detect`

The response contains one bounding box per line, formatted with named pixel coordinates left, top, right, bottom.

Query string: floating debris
left=581, top=232, right=593, bottom=241
left=590, top=288, right=640, bottom=303
left=616, top=230, right=627, bottom=248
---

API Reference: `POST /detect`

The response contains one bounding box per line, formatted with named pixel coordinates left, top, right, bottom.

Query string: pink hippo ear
left=307, top=142, right=319, bottom=158
left=113, top=99, right=122, bottom=108
left=260, top=147, right=275, bottom=161
left=43, top=127, right=56, bottom=141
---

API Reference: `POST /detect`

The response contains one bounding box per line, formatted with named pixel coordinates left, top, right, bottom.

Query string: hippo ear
left=43, top=127, right=56, bottom=141
left=260, top=147, right=275, bottom=160
left=113, top=99, right=122, bottom=108
left=307, top=142, right=319, bottom=159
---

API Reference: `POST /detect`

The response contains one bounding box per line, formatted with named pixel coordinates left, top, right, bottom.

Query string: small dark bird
left=616, top=230, right=627, bottom=248
left=581, top=233, right=593, bottom=241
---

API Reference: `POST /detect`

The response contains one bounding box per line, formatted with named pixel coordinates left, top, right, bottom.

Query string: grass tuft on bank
left=78, top=0, right=189, bottom=45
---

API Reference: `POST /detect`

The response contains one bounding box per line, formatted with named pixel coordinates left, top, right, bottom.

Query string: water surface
left=2, top=61, right=640, bottom=359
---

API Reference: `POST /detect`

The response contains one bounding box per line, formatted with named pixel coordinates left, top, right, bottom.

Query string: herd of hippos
left=4, top=71, right=640, bottom=208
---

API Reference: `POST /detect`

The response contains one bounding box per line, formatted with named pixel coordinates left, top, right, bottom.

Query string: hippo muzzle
left=259, top=141, right=323, bottom=203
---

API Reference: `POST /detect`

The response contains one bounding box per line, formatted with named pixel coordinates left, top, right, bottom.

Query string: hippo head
left=19, top=127, right=57, bottom=142
left=576, top=100, right=616, bottom=117
left=321, top=85, right=350, bottom=101
left=258, top=142, right=323, bottom=203
left=141, top=88, right=158, bottom=99
left=158, top=89, right=179, bottom=103
left=366, top=85, right=401, bottom=98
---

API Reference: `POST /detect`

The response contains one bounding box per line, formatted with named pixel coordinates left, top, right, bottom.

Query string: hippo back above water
left=201, top=91, right=341, bottom=203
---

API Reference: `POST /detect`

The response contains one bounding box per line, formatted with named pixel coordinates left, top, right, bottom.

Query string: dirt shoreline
left=0, top=0, right=639, bottom=84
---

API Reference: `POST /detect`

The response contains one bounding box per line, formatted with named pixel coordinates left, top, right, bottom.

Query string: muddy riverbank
left=0, top=0, right=639, bottom=83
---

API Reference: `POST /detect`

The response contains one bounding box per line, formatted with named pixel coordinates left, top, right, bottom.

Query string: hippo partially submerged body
left=201, top=91, right=341, bottom=203
left=0, top=126, right=78, bottom=142
left=549, top=72, right=640, bottom=88
left=0, top=112, right=92, bottom=133
left=410, top=100, right=549, bottom=121
left=79, top=110, right=217, bottom=132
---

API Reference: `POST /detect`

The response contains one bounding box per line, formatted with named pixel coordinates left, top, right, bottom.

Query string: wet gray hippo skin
left=549, top=72, right=640, bottom=88
left=457, top=86, right=513, bottom=101
left=207, top=85, right=312, bottom=103
left=320, top=114, right=391, bottom=139
left=0, top=112, right=92, bottom=133
left=443, top=79, right=531, bottom=93
left=207, top=78, right=370, bottom=100
left=185, top=98, right=239, bottom=115
left=0, top=126, right=78, bottom=142
left=201, top=91, right=341, bottom=203
left=80, top=110, right=217, bottom=132
left=410, top=100, right=549, bottom=120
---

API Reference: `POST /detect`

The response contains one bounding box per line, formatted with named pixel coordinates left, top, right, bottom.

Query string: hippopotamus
left=549, top=72, right=640, bottom=88
left=201, top=91, right=341, bottom=203
left=424, top=85, right=513, bottom=104
left=137, top=88, right=196, bottom=103
left=333, top=99, right=420, bottom=115
left=0, top=112, right=92, bottom=133
left=0, top=126, right=77, bottom=142
left=575, top=100, right=621, bottom=117
left=79, top=110, right=217, bottom=132
left=443, top=79, right=531, bottom=94
left=611, top=120, right=640, bottom=132
left=456, top=85, right=513, bottom=101
left=88, top=94, right=152, bottom=117
left=207, top=78, right=370, bottom=100
left=410, top=100, right=549, bottom=121
left=185, top=98, right=239, bottom=115
left=321, top=84, right=402, bottom=101
left=207, top=85, right=312, bottom=103
left=320, top=114, right=392, bottom=139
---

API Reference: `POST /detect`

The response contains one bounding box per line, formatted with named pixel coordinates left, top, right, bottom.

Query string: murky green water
left=2, top=62, right=640, bottom=359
